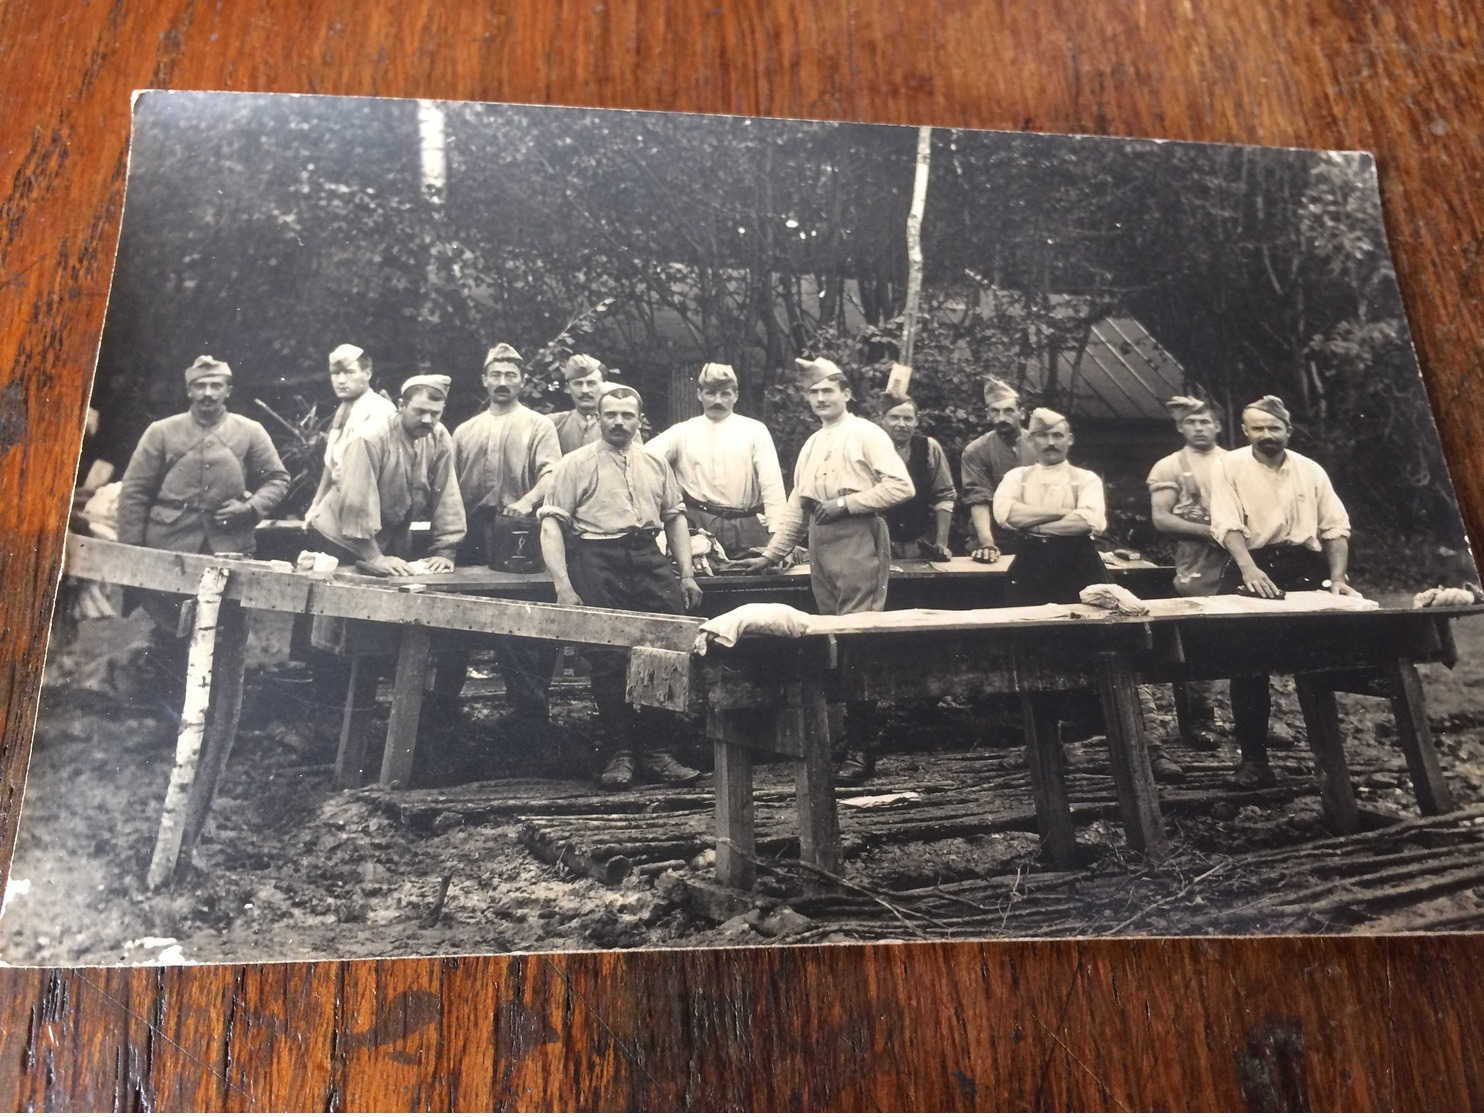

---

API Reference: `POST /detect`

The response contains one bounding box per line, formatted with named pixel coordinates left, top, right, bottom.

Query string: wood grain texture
left=3, top=0, right=1483, bottom=1107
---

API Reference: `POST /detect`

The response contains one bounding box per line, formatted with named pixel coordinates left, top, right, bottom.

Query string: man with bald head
left=960, top=377, right=1037, bottom=562
left=1209, top=393, right=1358, bottom=788
left=644, top=362, right=787, bottom=558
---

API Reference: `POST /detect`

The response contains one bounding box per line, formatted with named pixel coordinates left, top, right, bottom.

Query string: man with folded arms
left=539, top=385, right=704, bottom=789
left=440, top=342, right=564, bottom=721
left=745, top=357, right=914, bottom=783
left=960, top=377, right=1037, bottom=563
left=644, top=361, right=787, bottom=559
left=996, top=407, right=1185, bottom=781
left=1209, top=393, right=1358, bottom=789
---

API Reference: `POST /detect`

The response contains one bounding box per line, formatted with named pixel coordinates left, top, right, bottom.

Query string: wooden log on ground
left=520, top=823, right=633, bottom=886
left=146, top=565, right=230, bottom=891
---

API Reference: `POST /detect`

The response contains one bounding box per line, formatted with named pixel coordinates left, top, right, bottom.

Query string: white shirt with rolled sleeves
left=644, top=413, right=788, bottom=523
left=1207, top=446, right=1351, bottom=551
left=991, top=461, right=1107, bottom=534
left=761, top=413, right=914, bottom=562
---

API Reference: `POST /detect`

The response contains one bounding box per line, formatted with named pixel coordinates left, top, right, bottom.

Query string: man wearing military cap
left=116, top=354, right=290, bottom=703
left=644, top=362, right=787, bottom=558
left=306, top=373, right=465, bottom=576
left=441, top=343, right=563, bottom=721
left=960, top=377, right=1037, bottom=562
left=117, top=355, right=289, bottom=562
left=1209, top=393, right=1358, bottom=789
left=305, top=344, right=397, bottom=523
left=991, top=408, right=1110, bottom=606
left=746, top=357, right=914, bottom=783
left=549, top=353, right=612, bottom=454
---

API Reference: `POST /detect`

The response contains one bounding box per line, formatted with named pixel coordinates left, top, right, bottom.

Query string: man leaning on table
left=744, top=357, right=914, bottom=784
left=1208, top=393, right=1358, bottom=790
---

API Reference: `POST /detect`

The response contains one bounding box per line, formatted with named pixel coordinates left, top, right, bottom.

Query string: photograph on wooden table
left=8, top=89, right=1484, bottom=966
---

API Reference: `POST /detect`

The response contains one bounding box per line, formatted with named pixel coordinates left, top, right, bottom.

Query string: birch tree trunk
left=147, top=565, right=231, bottom=890
left=899, top=125, right=933, bottom=372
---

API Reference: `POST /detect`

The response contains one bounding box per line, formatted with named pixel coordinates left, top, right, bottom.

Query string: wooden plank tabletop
left=4, top=1, right=1484, bottom=1110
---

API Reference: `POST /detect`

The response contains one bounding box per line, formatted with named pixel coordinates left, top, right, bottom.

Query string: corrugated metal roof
left=1027, top=315, right=1198, bottom=421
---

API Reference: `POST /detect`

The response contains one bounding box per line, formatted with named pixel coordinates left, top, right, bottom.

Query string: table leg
left=1294, top=675, right=1360, bottom=833
left=793, top=680, right=842, bottom=884
left=1389, top=660, right=1456, bottom=816
left=380, top=625, right=432, bottom=789
left=179, top=599, right=250, bottom=863
left=713, top=733, right=755, bottom=889
left=1021, top=692, right=1078, bottom=869
left=1094, top=652, right=1169, bottom=858
left=335, top=656, right=378, bottom=789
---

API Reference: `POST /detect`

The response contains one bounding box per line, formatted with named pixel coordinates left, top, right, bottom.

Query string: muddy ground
left=4, top=603, right=1484, bottom=967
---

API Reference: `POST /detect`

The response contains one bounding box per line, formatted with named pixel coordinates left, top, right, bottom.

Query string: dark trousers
left=432, top=637, right=559, bottom=720
left=1004, top=534, right=1108, bottom=606
left=1220, top=544, right=1330, bottom=763
left=567, top=535, right=688, bottom=758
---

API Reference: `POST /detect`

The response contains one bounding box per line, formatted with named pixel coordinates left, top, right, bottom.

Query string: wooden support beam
left=1021, top=692, right=1078, bottom=869
left=791, top=681, right=841, bottom=887
left=1389, top=659, right=1457, bottom=816
left=1294, top=675, right=1361, bottom=833
left=381, top=626, right=432, bottom=789
left=335, top=657, right=379, bottom=789
left=177, top=598, right=250, bottom=868
left=626, top=645, right=693, bottom=713
left=147, top=565, right=230, bottom=890
left=713, top=736, right=755, bottom=889
left=1095, top=651, right=1169, bottom=859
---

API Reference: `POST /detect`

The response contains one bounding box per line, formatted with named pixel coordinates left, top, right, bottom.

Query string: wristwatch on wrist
left=836, top=497, right=846, bottom=511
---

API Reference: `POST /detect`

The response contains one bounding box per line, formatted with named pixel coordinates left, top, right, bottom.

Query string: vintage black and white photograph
left=5, top=90, right=1484, bottom=965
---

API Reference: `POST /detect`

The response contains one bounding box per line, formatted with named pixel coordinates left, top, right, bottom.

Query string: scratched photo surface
left=6, top=89, right=1484, bottom=967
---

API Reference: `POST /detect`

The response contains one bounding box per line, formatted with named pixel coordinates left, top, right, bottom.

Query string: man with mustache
left=959, top=378, right=1038, bottom=563
left=539, top=385, right=704, bottom=789
left=643, top=362, right=787, bottom=559
left=875, top=392, right=956, bottom=561
left=1209, top=393, right=1358, bottom=789
left=549, top=353, right=613, bottom=455
left=116, top=354, right=290, bottom=701
left=306, top=374, right=465, bottom=577
left=745, top=357, right=915, bottom=784
left=439, top=343, right=563, bottom=722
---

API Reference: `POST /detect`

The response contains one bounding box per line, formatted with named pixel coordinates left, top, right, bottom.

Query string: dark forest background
left=88, top=92, right=1470, bottom=571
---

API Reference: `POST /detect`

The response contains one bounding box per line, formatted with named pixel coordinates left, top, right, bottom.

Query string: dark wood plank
left=1095, top=651, right=1170, bottom=858
left=1295, top=675, right=1363, bottom=834
left=712, top=735, right=756, bottom=889
left=5, top=0, right=1484, bottom=1110
left=1022, top=692, right=1079, bottom=868
left=335, top=656, right=380, bottom=790
left=1390, top=659, right=1458, bottom=816
left=380, top=625, right=432, bottom=789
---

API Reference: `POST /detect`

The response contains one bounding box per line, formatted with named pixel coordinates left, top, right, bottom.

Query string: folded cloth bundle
left=1413, top=585, right=1482, bottom=608
left=1078, top=582, right=1150, bottom=616
left=695, top=602, right=812, bottom=653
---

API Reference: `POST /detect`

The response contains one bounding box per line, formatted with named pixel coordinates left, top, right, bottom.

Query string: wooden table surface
left=4, top=2, right=1484, bottom=1109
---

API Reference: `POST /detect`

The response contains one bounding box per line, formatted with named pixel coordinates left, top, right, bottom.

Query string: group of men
left=114, top=344, right=1357, bottom=796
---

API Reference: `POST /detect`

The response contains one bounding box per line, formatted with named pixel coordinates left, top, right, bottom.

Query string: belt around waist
left=153, top=498, right=207, bottom=512
left=573, top=529, right=661, bottom=548
left=683, top=493, right=762, bottom=518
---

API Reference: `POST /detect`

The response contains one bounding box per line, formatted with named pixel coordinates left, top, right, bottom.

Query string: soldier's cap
left=400, top=373, right=452, bottom=398
left=328, top=344, right=368, bottom=372
left=794, top=357, right=849, bottom=391
left=483, top=342, right=524, bottom=371
left=185, top=355, right=232, bottom=384
left=697, top=362, right=738, bottom=388
left=1243, top=394, right=1291, bottom=425
left=1165, top=395, right=1213, bottom=422
left=562, top=353, right=605, bottom=381
left=1027, top=407, right=1070, bottom=433
left=982, top=376, right=1020, bottom=405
